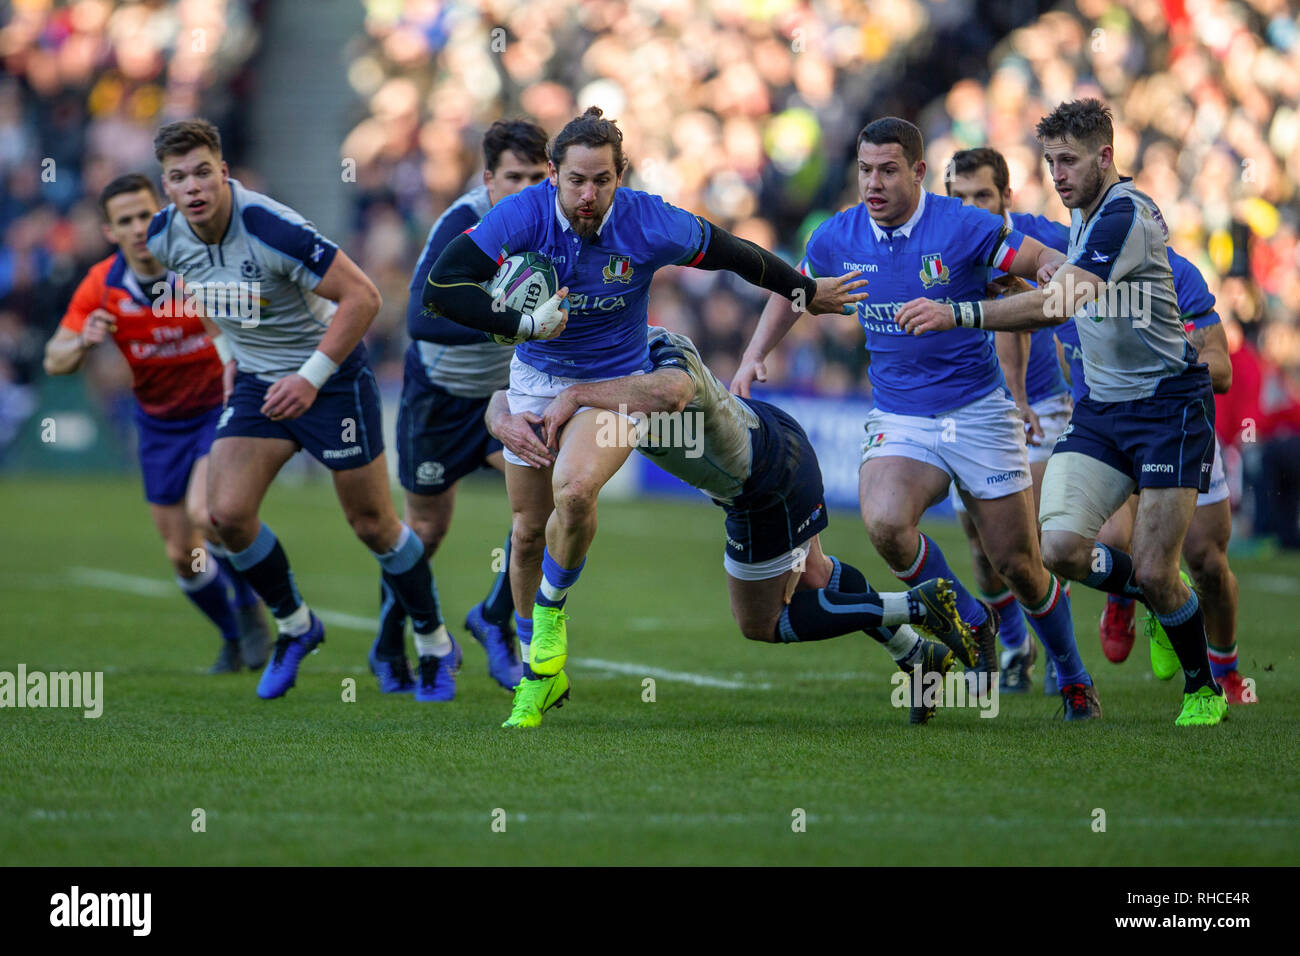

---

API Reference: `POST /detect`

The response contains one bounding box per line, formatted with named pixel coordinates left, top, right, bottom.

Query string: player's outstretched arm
left=896, top=263, right=1101, bottom=335
left=539, top=368, right=694, bottom=449
left=690, top=223, right=867, bottom=316
left=423, top=234, right=568, bottom=342
left=485, top=390, right=555, bottom=469
left=261, top=249, right=380, bottom=421
left=732, top=291, right=800, bottom=397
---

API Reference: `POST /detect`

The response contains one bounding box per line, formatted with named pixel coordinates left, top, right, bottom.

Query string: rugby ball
left=484, top=252, right=559, bottom=345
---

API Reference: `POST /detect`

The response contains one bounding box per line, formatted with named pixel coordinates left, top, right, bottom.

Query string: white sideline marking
left=1242, top=573, right=1298, bottom=595
left=574, top=657, right=770, bottom=690
left=66, top=567, right=763, bottom=689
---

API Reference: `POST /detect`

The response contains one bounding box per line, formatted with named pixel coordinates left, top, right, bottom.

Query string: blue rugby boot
left=465, top=602, right=522, bottom=690
left=257, top=614, right=326, bottom=699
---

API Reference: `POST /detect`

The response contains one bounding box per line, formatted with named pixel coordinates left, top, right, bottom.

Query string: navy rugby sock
left=373, top=525, right=443, bottom=637
left=177, top=562, right=240, bottom=642
left=227, top=523, right=303, bottom=620
left=1081, top=543, right=1145, bottom=602
left=481, top=529, right=515, bottom=626
left=1157, top=591, right=1217, bottom=694
left=374, top=578, right=407, bottom=658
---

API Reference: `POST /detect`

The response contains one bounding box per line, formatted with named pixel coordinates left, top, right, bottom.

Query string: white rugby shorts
left=862, top=387, right=1032, bottom=501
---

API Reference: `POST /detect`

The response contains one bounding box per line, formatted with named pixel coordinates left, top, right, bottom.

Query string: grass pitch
left=1, top=474, right=1296, bottom=865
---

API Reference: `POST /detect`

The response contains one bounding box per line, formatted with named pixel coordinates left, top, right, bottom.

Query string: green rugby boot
left=1146, top=570, right=1193, bottom=681
left=501, top=671, right=571, bottom=729
left=1175, top=684, right=1228, bottom=726
left=529, top=604, right=569, bottom=676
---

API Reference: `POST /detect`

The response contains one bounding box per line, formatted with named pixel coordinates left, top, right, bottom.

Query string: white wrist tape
left=297, top=350, right=338, bottom=388
left=213, top=335, right=233, bottom=364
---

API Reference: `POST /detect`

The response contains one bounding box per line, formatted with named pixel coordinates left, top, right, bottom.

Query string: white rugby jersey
left=146, top=178, right=339, bottom=376
left=1064, top=178, right=1189, bottom=401
left=640, top=327, right=759, bottom=505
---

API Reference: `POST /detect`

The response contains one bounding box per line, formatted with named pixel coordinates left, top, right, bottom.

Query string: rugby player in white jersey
left=146, top=119, right=448, bottom=700
left=896, top=99, right=1229, bottom=725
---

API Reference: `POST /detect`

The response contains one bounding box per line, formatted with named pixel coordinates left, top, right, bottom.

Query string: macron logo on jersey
left=842, top=261, right=880, bottom=273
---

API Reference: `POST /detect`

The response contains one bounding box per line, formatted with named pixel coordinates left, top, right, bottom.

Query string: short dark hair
left=483, top=119, right=548, bottom=173
left=857, top=117, right=924, bottom=166
left=1035, top=98, right=1114, bottom=151
left=99, top=173, right=159, bottom=219
left=550, top=106, right=627, bottom=174
left=153, top=118, right=222, bottom=163
left=947, top=147, right=1010, bottom=194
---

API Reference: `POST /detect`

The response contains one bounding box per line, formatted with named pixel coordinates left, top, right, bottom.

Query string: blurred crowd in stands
left=2, top=0, right=1298, bottom=545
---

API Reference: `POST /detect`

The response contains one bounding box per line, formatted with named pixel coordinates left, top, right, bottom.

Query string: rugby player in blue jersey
left=424, top=107, right=866, bottom=727
left=371, top=120, right=549, bottom=699
left=897, top=99, right=1229, bottom=725
left=735, top=118, right=1100, bottom=719
left=485, top=327, right=977, bottom=726
left=147, top=119, right=448, bottom=700
left=942, top=148, right=1078, bottom=694
left=1056, top=258, right=1254, bottom=705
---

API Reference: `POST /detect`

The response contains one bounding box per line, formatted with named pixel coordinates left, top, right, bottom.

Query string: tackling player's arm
left=1188, top=321, right=1232, bottom=393
left=731, top=291, right=803, bottom=397
left=423, top=234, right=568, bottom=342
left=538, top=367, right=695, bottom=448
left=995, top=330, right=1043, bottom=444
left=484, top=390, right=556, bottom=469
left=260, top=249, right=381, bottom=421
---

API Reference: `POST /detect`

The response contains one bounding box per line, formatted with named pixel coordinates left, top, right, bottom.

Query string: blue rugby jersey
left=407, top=185, right=512, bottom=398
left=1007, top=212, right=1070, bottom=404
left=1057, top=245, right=1216, bottom=403
left=467, top=180, right=708, bottom=379
left=800, top=191, right=1024, bottom=416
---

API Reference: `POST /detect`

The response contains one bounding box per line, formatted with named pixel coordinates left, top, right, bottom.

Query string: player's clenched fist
left=261, top=374, right=319, bottom=421
left=895, top=298, right=957, bottom=335
left=524, top=288, right=569, bottom=340
left=79, top=309, right=117, bottom=346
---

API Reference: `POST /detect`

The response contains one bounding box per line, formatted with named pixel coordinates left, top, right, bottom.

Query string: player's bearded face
left=551, top=144, right=621, bottom=239
left=1044, top=137, right=1106, bottom=210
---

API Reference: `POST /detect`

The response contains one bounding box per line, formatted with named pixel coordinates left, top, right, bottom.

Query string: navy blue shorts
left=1055, top=366, right=1215, bottom=492
left=135, top=404, right=221, bottom=505
left=217, top=348, right=384, bottom=471
left=397, top=356, right=501, bottom=495
left=721, top=399, right=828, bottom=564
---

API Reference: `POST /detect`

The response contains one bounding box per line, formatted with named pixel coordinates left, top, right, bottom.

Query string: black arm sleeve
left=691, top=221, right=818, bottom=303
left=422, top=233, right=526, bottom=338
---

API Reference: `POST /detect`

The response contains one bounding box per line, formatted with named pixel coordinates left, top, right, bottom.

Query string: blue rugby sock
left=177, top=562, right=239, bottom=642
left=986, top=588, right=1027, bottom=651
left=778, top=588, right=887, bottom=642
left=1082, top=544, right=1145, bottom=602
left=481, top=529, right=515, bottom=626
left=1157, top=591, right=1216, bottom=693
left=536, top=548, right=584, bottom=610
left=1022, top=575, right=1089, bottom=687
left=209, top=542, right=259, bottom=609
left=373, top=524, right=442, bottom=636
left=517, top=613, right=536, bottom=679
left=374, top=578, right=407, bottom=658
left=228, top=523, right=303, bottom=621
left=891, top=533, right=988, bottom=627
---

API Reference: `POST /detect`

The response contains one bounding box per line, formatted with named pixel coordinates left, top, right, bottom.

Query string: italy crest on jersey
left=919, top=253, right=950, bottom=288
left=602, top=254, right=634, bottom=284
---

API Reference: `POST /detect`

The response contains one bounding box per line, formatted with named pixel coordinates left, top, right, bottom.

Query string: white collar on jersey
left=869, top=189, right=927, bottom=242
left=555, top=191, right=615, bottom=238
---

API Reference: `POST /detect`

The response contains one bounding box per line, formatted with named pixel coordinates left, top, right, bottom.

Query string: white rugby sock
left=277, top=602, right=312, bottom=637
left=415, top=625, right=452, bottom=658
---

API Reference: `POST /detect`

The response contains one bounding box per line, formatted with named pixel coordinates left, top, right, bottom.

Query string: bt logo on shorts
left=1142, top=462, right=1174, bottom=473
left=985, top=469, right=1026, bottom=485
left=795, top=504, right=824, bottom=535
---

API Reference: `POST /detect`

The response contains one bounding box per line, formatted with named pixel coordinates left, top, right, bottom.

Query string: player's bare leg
left=187, top=452, right=272, bottom=669
left=505, top=460, right=553, bottom=626
left=404, top=486, right=455, bottom=558
left=1184, top=499, right=1250, bottom=702
left=965, top=485, right=1090, bottom=704
left=207, top=436, right=297, bottom=553
left=524, top=408, right=635, bottom=677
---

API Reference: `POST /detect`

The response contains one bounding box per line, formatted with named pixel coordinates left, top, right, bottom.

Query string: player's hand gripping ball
left=484, top=252, right=565, bottom=344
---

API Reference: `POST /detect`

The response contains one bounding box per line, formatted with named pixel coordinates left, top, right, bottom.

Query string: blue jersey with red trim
left=467, top=180, right=708, bottom=379
left=801, top=191, right=1024, bottom=415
